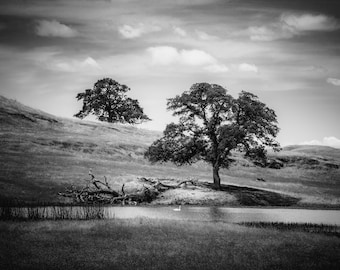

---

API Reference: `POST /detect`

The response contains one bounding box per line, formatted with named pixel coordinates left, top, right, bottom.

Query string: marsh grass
left=0, top=205, right=105, bottom=220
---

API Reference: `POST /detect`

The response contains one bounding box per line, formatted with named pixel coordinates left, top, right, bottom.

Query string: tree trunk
left=213, top=163, right=221, bottom=190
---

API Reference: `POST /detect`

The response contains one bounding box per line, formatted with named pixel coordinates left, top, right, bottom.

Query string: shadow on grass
left=239, top=221, right=340, bottom=237
left=208, top=183, right=300, bottom=206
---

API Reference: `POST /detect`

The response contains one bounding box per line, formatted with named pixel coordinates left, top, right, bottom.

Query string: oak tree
left=145, top=83, right=280, bottom=189
left=75, top=78, right=150, bottom=124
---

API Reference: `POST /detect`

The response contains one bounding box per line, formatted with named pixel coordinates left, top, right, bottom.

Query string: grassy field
left=0, top=218, right=339, bottom=270
left=0, top=95, right=339, bottom=207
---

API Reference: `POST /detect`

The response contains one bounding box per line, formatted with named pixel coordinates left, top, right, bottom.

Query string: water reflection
left=3, top=206, right=340, bottom=225
left=106, top=206, right=340, bottom=225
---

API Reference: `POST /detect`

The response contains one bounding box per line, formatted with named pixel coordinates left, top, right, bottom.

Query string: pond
left=3, top=206, right=340, bottom=225
left=107, top=206, right=340, bottom=225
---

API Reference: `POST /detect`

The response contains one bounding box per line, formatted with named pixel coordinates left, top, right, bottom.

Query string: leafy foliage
left=75, top=78, right=150, bottom=124
left=145, top=82, right=280, bottom=188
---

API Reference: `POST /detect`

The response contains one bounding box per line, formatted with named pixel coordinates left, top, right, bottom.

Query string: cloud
left=327, top=77, right=340, bottom=86
left=195, top=30, right=218, bottom=41
left=300, top=136, right=340, bottom=148
left=48, top=57, right=101, bottom=72
left=173, top=26, right=187, bottom=37
left=238, top=63, right=258, bottom=73
left=249, top=13, right=339, bottom=41
left=34, top=52, right=101, bottom=72
left=172, top=27, right=218, bottom=41
left=118, top=23, right=161, bottom=39
left=180, top=49, right=216, bottom=66
left=146, top=46, right=179, bottom=65
left=146, top=46, right=228, bottom=73
left=204, top=64, right=229, bottom=73
left=248, top=24, right=294, bottom=41
left=281, top=13, right=339, bottom=32
left=35, top=20, right=78, bottom=38
left=147, top=46, right=216, bottom=66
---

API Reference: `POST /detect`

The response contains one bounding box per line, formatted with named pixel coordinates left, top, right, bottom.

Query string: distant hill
left=268, top=145, right=340, bottom=170
left=282, top=145, right=340, bottom=161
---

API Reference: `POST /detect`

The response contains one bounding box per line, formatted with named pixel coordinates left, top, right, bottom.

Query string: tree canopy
left=145, top=82, right=280, bottom=189
left=74, top=78, right=150, bottom=124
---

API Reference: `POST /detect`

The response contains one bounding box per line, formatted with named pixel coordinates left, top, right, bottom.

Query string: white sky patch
left=118, top=23, right=161, bottom=39
left=35, top=20, right=78, bottom=38
left=327, top=77, right=340, bottom=86
left=238, top=63, right=258, bottom=73
left=173, top=26, right=187, bottom=37
left=195, top=30, right=219, bottom=40
left=300, top=136, right=340, bottom=149
left=281, top=13, right=339, bottom=32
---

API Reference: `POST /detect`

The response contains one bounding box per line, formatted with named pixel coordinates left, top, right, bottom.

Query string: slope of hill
left=0, top=95, right=339, bottom=207
left=282, top=145, right=340, bottom=162
left=0, top=95, right=162, bottom=203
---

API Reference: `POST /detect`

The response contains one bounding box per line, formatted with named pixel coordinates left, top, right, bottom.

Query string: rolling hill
left=0, top=95, right=339, bottom=207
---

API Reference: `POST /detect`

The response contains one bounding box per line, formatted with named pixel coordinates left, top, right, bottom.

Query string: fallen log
left=138, top=177, right=200, bottom=189
left=59, top=171, right=199, bottom=205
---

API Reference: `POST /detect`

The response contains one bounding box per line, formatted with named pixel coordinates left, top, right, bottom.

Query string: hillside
left=0, top=95, right=162, bottom=203
left=0, top=95, right=339, bottom=207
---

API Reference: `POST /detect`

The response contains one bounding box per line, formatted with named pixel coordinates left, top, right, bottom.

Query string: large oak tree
left=145, top=83, right=280, bottom=189
left=75, top=78, right=150, bottom=124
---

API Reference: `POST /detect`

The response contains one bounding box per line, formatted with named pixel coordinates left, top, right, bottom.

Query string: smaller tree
left=145, top=82, right=281, bottom=189
left=75, top=78, right=150, bottom=124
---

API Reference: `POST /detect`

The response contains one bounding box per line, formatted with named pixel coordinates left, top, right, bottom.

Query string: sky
left=0, top=0, right=340, bottom=148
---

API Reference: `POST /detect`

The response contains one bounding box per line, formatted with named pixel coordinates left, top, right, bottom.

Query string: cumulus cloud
left=146, top=46, right=228, bottom=73
left=180, top=49, right=216, bottom=66
left=204, top=64, right=229, bottom=73
left=238, top=63, right=258, bottom=73
left=249, top=13, right=339, bottom=41
left=37, top=54, right=101, bottom=73
left=146, top=46, right=179, bottom=65
left=327, top=77, right=340, bottom=86
left=118, top=23, right=161, bottom=39
left=147, top=46, right=216, bottom=66
left=248, top=24, right=295, bottom=41
left=173, top=26, right=187, bottom=37
left=195, top=30, right=218, bottom=41
left=300, top=136, right=340, bottom=148
left=281, top=13, right=339, bottom=32
left=35, top=20, right=78, bottom=38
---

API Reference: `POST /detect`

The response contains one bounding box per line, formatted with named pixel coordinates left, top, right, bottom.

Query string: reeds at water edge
left=0, top=205, right=106, bottom=220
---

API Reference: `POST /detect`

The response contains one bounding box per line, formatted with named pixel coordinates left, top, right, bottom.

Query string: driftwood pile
left=58, top=170, right=200, bottom=205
